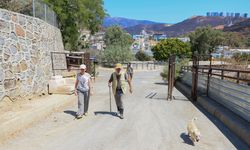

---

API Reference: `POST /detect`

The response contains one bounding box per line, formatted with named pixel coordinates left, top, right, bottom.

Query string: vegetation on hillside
left=44, top=0, right=106, bottom=51
left=102, top=26, right=134, bottom=64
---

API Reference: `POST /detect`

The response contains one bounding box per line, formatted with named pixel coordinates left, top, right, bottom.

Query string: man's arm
left=74, top=79, right=79, bottom=95
left=88, top=78, right=93, bottom=95
left=108, top=74, right=113, bottom=86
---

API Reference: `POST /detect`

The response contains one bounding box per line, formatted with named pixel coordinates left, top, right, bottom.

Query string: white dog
left=187, top=117, right=201, bottom=143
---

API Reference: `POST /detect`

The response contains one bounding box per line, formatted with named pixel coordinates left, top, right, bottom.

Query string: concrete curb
left=175, top=81, right=250, bottom=146
left=0, top=94, right=74, bottom=143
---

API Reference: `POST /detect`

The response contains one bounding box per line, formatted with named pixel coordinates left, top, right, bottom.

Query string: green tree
left=189, top=26, right=224, bottom=55
left=102, top=45, right=133, bottom=64
left=151, top=38, right=191, bottom=61
left=135, top=51, right=151, bottom=61
left=104, top=26, right=133, bottom=47
left=223, top=32, right=244, bottom=48
left=102, top=26, right=134, bottom=64
left=44, top=0, right=106, bottom=51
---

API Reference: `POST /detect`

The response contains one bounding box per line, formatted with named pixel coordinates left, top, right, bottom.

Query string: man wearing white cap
left=108, top=63, right=132, bottom=119
left=74, top=64, right=93, bottom=119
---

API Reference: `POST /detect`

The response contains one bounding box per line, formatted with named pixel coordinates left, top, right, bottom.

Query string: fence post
left=237, top=71, right=240, bottom=84
left=44, top=3, right=47, bottom=22
left=206, top=55, right=212, bottom=96
left=221, top=70, right=224, bottom=80
left=191, top=55, right=198, bottom=101
left=50, top=52, right=55, bottom=76
left=32, top=0, right=35, bottom=17
left=84, top=53, right=91, bottom=74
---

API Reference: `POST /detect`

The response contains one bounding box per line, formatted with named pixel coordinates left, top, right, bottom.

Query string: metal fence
left=14, top=0, right=58, bottom=27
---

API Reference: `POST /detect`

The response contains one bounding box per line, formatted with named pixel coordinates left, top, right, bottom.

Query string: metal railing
left=181, top=65, right=250, bottom=84
left=6, top=0, right=58, bottom=27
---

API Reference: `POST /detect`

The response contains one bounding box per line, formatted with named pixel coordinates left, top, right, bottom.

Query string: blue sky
left=104, top=0, right=250, bottom=23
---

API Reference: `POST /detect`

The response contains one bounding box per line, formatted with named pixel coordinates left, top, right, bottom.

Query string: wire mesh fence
left=6, top=0, right=58, bottom=27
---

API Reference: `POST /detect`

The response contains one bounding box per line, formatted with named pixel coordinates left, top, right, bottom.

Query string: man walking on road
left=126, top=62, right=134, bottom=81
left=74, top=64, right=93, bottom=119
left=108, top=63, right=133, bottom=119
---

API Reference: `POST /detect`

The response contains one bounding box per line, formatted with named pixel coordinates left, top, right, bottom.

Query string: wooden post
left=237, top=71, right=240, bottom=84
left=206, top=55, right=212, bottom=97
left=191, top=55, right=198, bottom=101
left=221, top=70, right=224, bottom=80
left=84, top=52, right=91, bottom=74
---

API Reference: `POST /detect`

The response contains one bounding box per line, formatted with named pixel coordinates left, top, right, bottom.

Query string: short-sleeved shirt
left=109, top=73, right=127, bottom=90
left=127, top=66, right=133, bottom=75
left=77, top=72, right=91, bottom=92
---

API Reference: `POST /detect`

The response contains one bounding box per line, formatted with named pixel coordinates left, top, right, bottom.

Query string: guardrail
left=181, top=66, right=250, bottom=84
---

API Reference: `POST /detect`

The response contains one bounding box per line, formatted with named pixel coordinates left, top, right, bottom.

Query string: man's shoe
left=76, top=115, right=83, bottom=119
left=120, top=114, right=124, bottom=119
left=84, top=112, right=88, bottom=116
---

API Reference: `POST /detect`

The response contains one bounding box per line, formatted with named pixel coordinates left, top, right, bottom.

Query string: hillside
left=224, top=19, right=250, bottom=37
left=102, top=17, right=164, bottom=28
left=125, top=16, right=246, bottom=36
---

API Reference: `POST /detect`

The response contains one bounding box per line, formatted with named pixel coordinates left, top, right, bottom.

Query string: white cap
left=80, top=64, right=86, bottom=69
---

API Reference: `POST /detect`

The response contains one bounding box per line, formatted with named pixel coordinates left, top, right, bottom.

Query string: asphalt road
left=0, top=69, right=248, bottom=150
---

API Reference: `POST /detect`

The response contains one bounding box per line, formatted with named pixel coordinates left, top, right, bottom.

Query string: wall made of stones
left=0, top=9, right=67, bottom=101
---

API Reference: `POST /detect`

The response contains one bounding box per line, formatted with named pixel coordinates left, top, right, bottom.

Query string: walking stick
left=109, top=86, right=112, bottom=112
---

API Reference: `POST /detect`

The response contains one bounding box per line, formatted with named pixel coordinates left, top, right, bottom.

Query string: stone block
left=20, top=60, right=28, bottom=71
left=10, top=44, right=17, bottom=54
left=18, top=15, right=26, bottom=25
left=0, top=37, right=4, bottom=46
left=0, top=69, right=4, bottom=81
left=15, top=24, right=25, bottom=37
left=5, top=70, right=14, bottom=79
left=4, top=53, right=10, bottom=61
left=0, top=20, right=10, bottom=33
left=11, top=14, right=17, bottom=22
left=2, top=11, right=11, bottom=20
left=4, top=79, right=16, bottom=90
left=10, top=32, right=17, bottom=41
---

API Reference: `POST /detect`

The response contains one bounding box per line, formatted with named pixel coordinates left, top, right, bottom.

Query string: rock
left=0, top=37, right=4, bottom=46
left=0, top=92, right=4, bottom=101
left=12, top=64, right=21, bottom=74
left=2, top=11, right=11, bottom=20
left=18, top=15, right=26, bottom=25
left=4, top=79, right=16, bottom=90
left=24, top=52, right=31, bottom=60
left=12, top=14, right=17, bottom=22
left=4, top=53, right=10, bottom=61
left=4, top=47, right=11, bottom=55
left=5, top=70, right=14, bottom=79
left=10, top=44, right=17, bottom=54
left=20, top=60, right=28, bottom=71
left=0, top=20, right=10, bottom=33
left=0, top=69, right=4, bottom=81
left=10, top=32, right=17, bottom=41
left=26, top=31, right=33, bottom=39
left=15, top=24, right=25, bottom=37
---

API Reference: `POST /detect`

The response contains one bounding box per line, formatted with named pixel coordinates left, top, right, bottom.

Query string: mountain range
left=103, top=16, right=248, bottom=37
left=103, top=17, right=166, bottom=28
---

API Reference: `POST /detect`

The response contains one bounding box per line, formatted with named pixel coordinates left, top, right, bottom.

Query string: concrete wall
left=0, top=9, right=67, bottom=101
left=180, top=72, right=250, bottom=122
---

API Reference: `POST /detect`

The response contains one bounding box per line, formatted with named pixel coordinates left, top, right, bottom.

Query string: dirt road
left=0, top=69, right=248, bottom=150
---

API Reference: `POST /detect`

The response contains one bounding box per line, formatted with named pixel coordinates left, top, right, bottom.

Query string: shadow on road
left=154, top=82, right=168, bottom=85
left=180, top=133, right=194, bottom=146
left=64, top=110, right=76, bottom=117
left=94, top=111, right=118, bottom=117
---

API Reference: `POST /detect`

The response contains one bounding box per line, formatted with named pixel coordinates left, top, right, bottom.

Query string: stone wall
left=0, top=9, right=67, bottom=101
